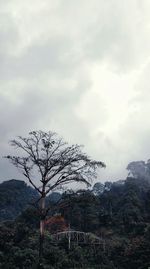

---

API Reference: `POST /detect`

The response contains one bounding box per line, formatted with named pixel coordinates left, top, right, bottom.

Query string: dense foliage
left=0, top=180, right=38, bottom=221
left=0, top=180, right=61, bottom=221
left=1, top=175, right=150, bottom=268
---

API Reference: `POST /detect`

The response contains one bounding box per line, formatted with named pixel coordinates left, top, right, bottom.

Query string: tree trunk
left=39, top=195, right=46, bottom=268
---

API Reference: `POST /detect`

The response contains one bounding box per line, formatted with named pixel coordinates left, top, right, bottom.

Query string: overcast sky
left=1, top=0, right=150, bottom=184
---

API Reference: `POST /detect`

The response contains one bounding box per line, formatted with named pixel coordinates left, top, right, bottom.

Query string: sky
left=1, top=0, right=150, bottom=184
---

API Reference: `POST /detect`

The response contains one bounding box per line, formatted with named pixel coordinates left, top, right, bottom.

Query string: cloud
left=1, top=0, right=150, bottom=183
left=118, top=61, right=150, bottom=160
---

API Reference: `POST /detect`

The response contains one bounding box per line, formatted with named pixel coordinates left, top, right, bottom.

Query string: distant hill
left=0, top=179, right=62, bottom=221
left=0, top=179, right=38, bottom=221
left=1, top=176, right=150, bottom=224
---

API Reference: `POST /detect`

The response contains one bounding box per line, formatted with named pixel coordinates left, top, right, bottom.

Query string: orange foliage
left=45, top=215, right=68, bottom=233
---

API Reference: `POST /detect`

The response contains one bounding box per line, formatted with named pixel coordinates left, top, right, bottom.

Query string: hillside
left=0, top=179, right=61, bottom=221
left=1, top=176, right=150, bottom=268
left=0, top=179, right=38, bottom=221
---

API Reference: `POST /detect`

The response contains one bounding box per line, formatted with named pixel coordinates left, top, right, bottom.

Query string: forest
left=1, top=131, right=150, bottom=268
left=1, top=169, right=150, bottom=268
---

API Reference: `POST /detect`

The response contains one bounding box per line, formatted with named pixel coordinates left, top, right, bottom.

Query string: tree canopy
left=6, top=130, right=105, bottom=194
left=5, top=130, right=105, bottom=267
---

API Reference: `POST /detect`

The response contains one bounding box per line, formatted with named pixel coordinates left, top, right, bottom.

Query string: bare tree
left=5, top=130, right=105, bottom=267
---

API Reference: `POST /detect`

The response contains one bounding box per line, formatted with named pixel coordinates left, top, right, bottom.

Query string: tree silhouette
left=5, top=130, right=105, bottom=267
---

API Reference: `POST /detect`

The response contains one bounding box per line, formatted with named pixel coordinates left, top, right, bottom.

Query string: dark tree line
left=1, top=175, right=150, bottom=268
